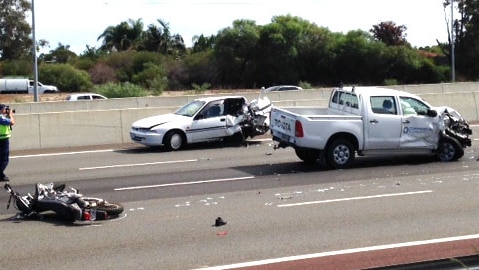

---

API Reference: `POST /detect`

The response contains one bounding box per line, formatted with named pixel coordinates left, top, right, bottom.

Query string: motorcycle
left=4, top=182, right=124, bottom=222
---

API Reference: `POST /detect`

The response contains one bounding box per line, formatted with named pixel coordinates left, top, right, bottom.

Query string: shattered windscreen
left=174, top=100, right=206, bottom=117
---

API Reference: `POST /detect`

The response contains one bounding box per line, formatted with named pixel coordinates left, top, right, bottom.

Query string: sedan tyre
left=164, top=131, right=184, bottom=151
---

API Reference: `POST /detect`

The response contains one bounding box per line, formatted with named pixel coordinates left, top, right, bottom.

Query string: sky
left=31, top=0, right=453, bottom=55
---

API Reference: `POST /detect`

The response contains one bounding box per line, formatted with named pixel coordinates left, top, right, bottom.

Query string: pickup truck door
left=398, top=97, right=439, bottom=148
left=365, top=96, right=403, bottom=149
left=190, top=100, right=227, bottom=142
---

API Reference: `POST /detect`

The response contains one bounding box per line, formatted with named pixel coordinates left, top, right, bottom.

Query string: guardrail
left=9, top=82, right=479, bottom=151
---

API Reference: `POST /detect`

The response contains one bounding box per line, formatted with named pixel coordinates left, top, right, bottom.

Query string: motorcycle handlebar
left=4, top=183, right=14, bottom=194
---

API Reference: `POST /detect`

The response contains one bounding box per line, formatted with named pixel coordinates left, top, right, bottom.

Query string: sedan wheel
left=164, top=131, right=184, bottom=151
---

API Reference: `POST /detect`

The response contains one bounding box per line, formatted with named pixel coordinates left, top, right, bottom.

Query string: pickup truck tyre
left=295, top=148, right=320, bottom=164
left=436, top=137, right=463, bottom=162
left=326, top=139, right=354, bottom=169
left=164, top=131, right=184, bottom=151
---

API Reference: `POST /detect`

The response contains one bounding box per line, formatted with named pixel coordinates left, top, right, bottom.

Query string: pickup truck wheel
left=295, top=148, right=320, bottom=164
left=164, top=131, right=184, bottom=151
left=326, top=139, right=354, bottom=169
left=436, top=137, right=463, bottom=162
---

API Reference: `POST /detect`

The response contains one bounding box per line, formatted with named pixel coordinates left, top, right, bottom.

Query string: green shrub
left=191, top=82, right=211, bottom=93
left=39, top=63, right=93, bottom=92
left=93, top=82, right=149, bottom=98
left=0, top=59, right=32, bottom=77
left=298, top=81, right=312, bottom=89
left=132, top=62, right=168, bottom=95
left=384, top=79, right=398, bottom=86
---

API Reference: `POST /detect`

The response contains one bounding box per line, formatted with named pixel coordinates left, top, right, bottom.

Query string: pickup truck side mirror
left=427, top=109, right=438, bottom=117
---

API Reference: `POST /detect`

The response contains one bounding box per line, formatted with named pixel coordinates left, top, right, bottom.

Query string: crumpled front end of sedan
left=130, top=125, right=166, bottom=147
left=130, top=113, right=189, bottom=147
left=130, top=116, right=171, bottom=146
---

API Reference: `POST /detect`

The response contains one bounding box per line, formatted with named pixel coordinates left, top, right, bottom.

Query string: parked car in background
left=0, top=78, right=59, bottom=94
left=263, top=85, right=303, bottom=92
left=66, top=93, right=107, bottom=101
left=130, top=95, right=272, bottom=151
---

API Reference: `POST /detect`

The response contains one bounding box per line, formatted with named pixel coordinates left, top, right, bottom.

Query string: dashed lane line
left=277, top=190, right=433, bottom=207
left=114, top=176, right=255, bottom=191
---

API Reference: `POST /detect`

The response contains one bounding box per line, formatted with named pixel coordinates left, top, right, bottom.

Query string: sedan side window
left=198, top=101, right=224, bottom=119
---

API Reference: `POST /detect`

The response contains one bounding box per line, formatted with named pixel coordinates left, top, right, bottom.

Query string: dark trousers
left=0, top=138, right=10, bottom=178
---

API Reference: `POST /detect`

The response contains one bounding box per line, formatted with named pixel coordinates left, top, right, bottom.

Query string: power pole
left=451, top=0, right=455, bottom=82
left=32, top=0, right=39, bottom=102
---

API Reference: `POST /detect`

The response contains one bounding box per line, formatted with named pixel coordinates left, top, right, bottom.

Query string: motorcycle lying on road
left=4, top=182, right=124, bottom=222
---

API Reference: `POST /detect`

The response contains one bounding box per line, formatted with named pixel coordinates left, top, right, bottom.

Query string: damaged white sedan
left=130, top=95, right=271, bottom=150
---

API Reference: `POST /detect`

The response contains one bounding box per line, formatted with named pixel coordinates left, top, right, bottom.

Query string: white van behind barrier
left=0, top=78, right=59, bottom=94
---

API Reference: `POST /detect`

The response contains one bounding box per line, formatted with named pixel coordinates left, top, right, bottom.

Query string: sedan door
left=189, top=100, right=228, bottom=142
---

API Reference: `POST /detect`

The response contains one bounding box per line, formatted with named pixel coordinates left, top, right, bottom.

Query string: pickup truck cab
left=271, top=86, right=472, bottom=169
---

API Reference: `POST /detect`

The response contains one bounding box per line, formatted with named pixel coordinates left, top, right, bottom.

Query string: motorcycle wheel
left=15, top=197, right=32, bottom=213
left=85, top=199, right=124, bottom=216
left=94, top=202, right=124, bottom=216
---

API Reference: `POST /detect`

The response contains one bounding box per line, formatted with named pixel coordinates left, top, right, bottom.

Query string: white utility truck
left=270, top=86, right=472, bottom=169
left=0, top=78, right=59, bottom=94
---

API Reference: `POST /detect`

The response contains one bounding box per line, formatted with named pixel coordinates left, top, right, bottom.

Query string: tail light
left=82, top=211, right=91, bottom=221
left=295, top=120, right=304, bottom=137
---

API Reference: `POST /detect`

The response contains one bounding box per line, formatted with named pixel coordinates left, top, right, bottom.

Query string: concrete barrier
left=9, top=82, right=479, bottom=151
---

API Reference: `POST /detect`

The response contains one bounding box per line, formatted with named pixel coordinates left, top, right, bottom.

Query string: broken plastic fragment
left=213, top=217, right=227, bottom=227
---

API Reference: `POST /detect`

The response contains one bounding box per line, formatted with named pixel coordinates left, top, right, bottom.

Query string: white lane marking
left=114, top=176, right=255, bottom=191
left=195, top=233, right=479, bottom=270
left=79, top=159, right=198, bottom=170
left=11, top=149, right=115, bottom=158
left=277, top=190, right=433, bottom=207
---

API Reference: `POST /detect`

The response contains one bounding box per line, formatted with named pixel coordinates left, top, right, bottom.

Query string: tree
left=40, top=43, right=77, bottom=63
left=370, top=21, right=409, bottom=46
left=447, top=0, right=479, bottom=80
left=192, top=34, right=216, bottom=53
left=332, top=30, right=386, bottom=85
left=136, top=19, right=186, bottom=57
left=0, top=0, right=32, bottom=60
left=98, top=19, right=144, bottom=52
left=256, top=15, right=314, bottom=86
left=214, top=19, right=260, bottom=87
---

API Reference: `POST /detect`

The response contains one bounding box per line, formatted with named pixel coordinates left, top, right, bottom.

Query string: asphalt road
left=1, top=132, right=479, bottom=270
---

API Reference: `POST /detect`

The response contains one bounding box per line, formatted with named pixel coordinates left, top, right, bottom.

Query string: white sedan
left=130, top=95, right=270, bottom=150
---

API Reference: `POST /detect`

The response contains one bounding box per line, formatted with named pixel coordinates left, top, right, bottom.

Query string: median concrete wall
left=9, top=82, right=479, bottom=151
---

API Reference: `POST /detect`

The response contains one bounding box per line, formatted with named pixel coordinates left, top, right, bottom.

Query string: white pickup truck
left=270, top=86, right=472, bottom=169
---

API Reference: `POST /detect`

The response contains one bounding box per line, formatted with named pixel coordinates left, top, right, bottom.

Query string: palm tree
left=141, top=24, right=163, bottom=52
left=140, top=19, right=186, bottom=56
left=98, top=19, right=144, bottom=52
